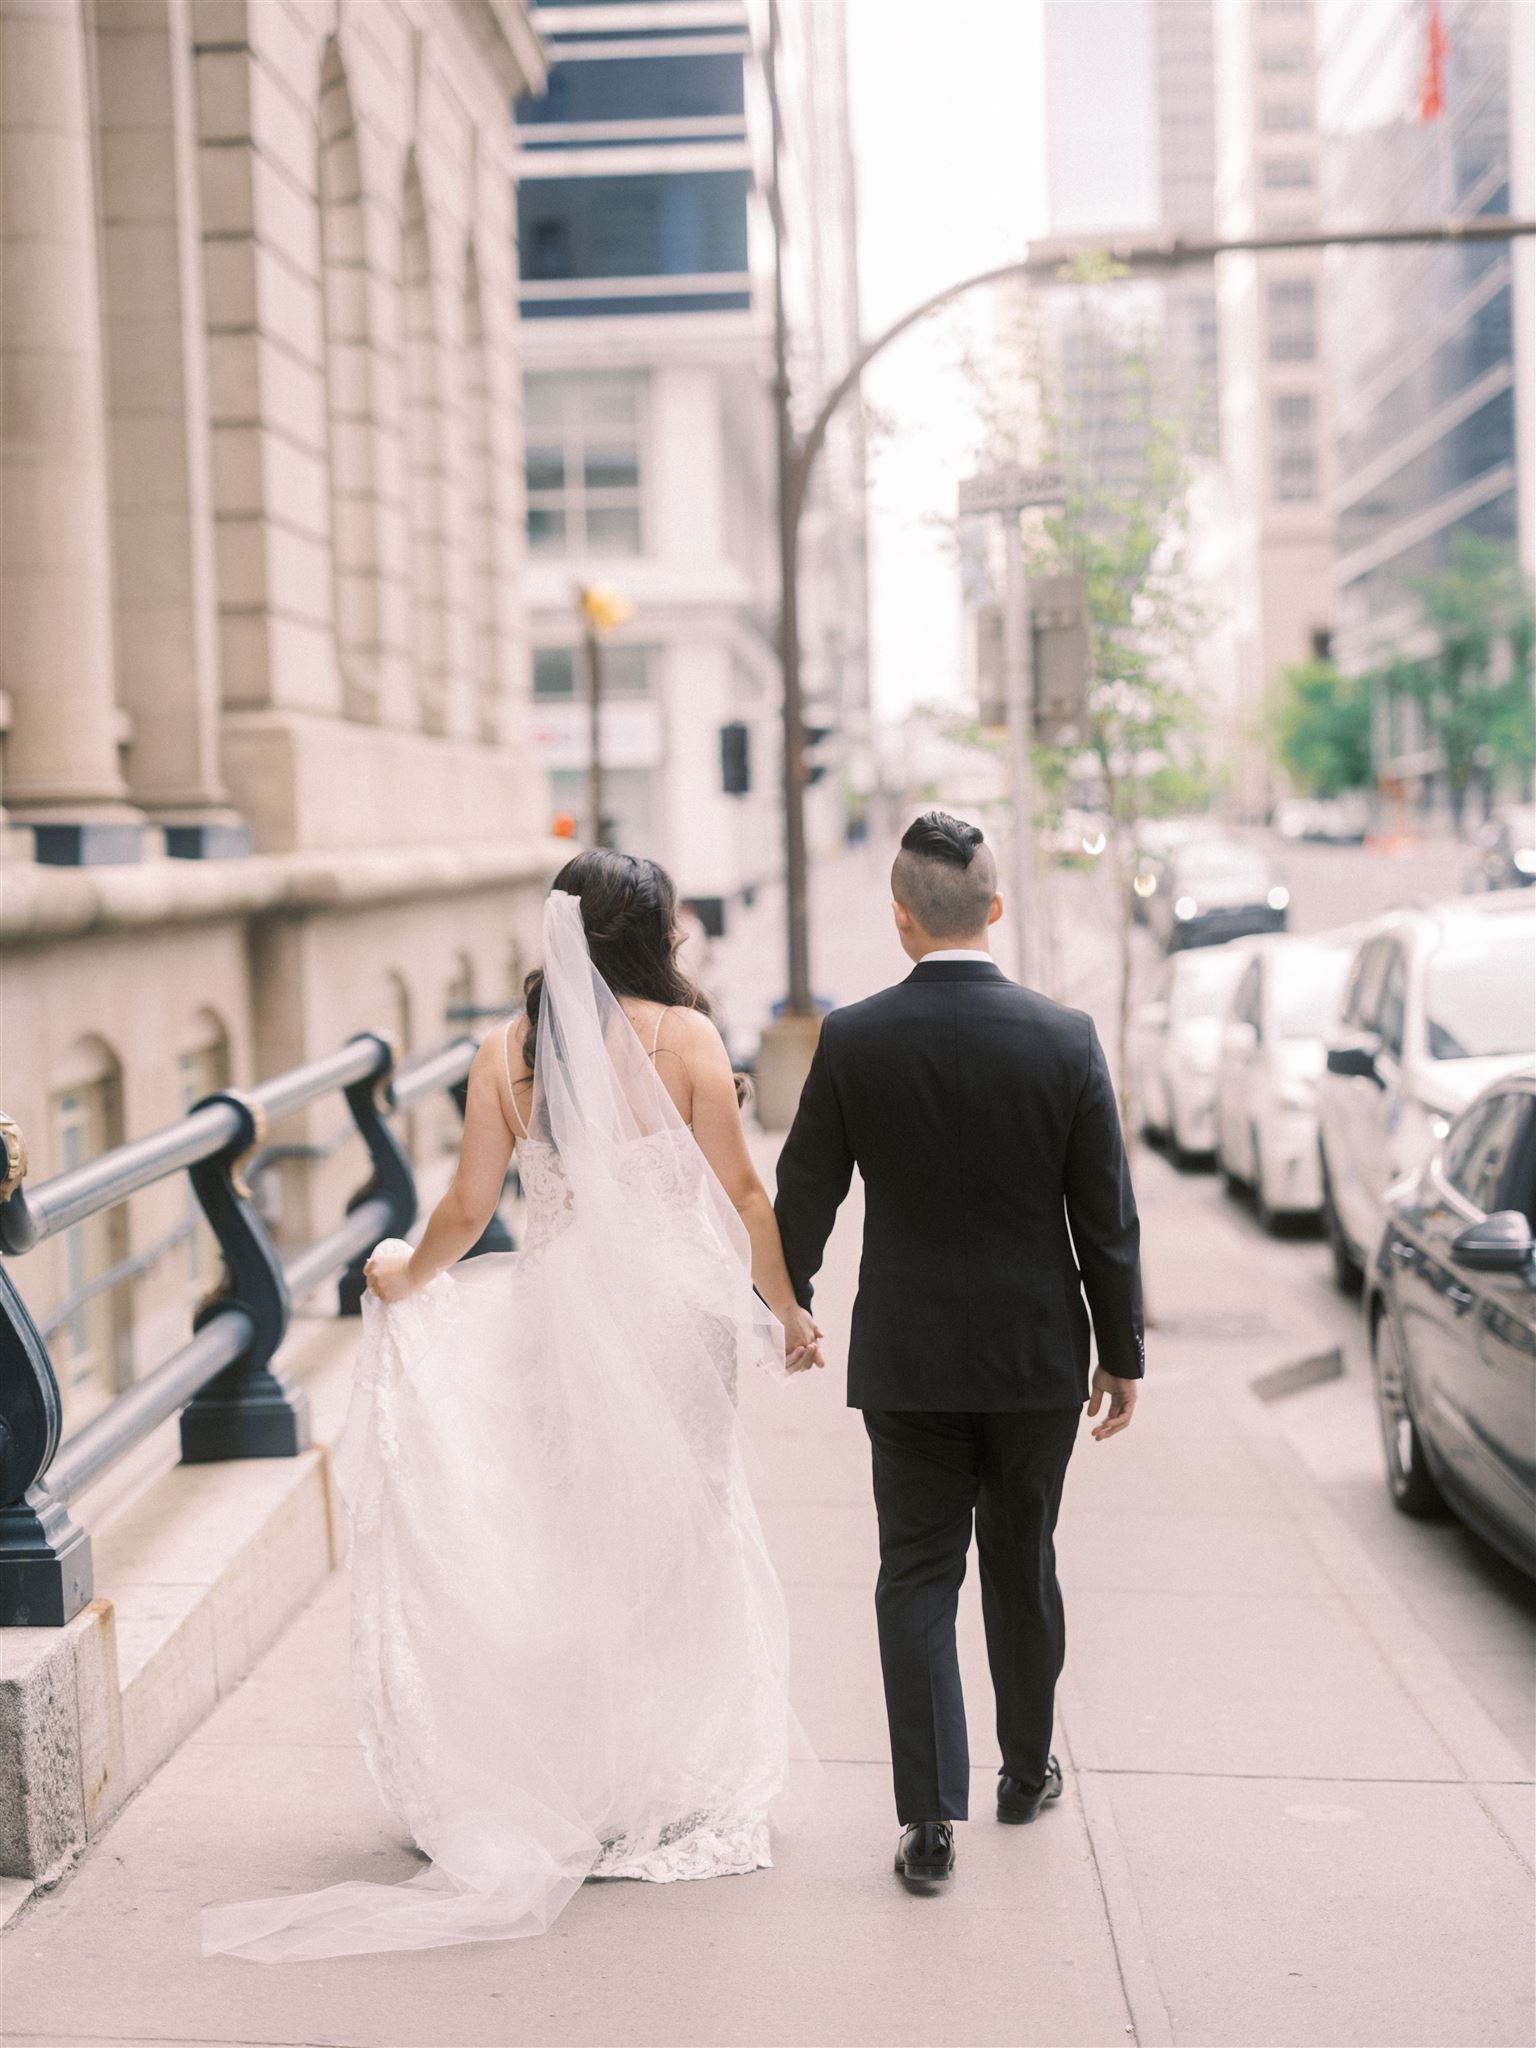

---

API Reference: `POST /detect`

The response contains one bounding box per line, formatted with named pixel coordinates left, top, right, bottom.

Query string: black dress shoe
left=997, top=1754, right=1063, bottom=1824
left=894, top=1820, right=955, bottom=1882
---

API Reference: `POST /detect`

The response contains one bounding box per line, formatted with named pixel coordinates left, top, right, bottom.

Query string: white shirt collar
left=920, top=948, right=995, bottom=964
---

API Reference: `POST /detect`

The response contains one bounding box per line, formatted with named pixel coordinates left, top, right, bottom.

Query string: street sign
left=957, top=466, right=1066, bottom=517
left=974, top=574, right=1090, bottom=740
left=1030, top=572, right=1091, bottom=743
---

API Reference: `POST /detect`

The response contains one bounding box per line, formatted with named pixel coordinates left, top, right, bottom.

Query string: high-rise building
left=1318, top=0, right=1529, bottom=803
left=1041, top=0, right=1220, bottom=466
left=1214, top=0, right=1334, bottom=818
left=514, top=0, right=867, bottom=948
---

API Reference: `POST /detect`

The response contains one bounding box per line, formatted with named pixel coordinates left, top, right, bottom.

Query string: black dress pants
left=863, top=1406, right=1080, bottom=1824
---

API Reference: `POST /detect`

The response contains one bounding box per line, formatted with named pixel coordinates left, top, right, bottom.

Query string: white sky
left=845, top=0, right=1048, bottom=720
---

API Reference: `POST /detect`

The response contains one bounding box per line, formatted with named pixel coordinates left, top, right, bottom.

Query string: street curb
left=1072, top=1760, right=1175, bottom=2048
left=1248, top=1342, right=1344, bottom=1401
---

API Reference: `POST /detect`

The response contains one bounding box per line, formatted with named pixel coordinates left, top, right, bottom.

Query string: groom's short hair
left=891, top=811, right=997, bottom=938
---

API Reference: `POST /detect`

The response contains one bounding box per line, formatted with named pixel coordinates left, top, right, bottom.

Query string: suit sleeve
left=1063, top=1021, right=1145, bottom=1380
left=773, top=1021, right=855, bottom=1313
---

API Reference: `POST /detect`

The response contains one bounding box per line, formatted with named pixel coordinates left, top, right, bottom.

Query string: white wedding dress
left=202, top=892, right=792, bottom=1961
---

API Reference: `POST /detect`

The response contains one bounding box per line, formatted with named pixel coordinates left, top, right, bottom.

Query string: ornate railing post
left=178, top=1091, right=308, bottom=1463
left=0, top=1268, right=93, bottom=1628
left=0, top=1117, right=93, bottom=1625
left=337, top=1033, right=417, bottom=1316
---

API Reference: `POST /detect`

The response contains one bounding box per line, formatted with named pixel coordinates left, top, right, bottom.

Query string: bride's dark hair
left=521, top=850, right=712, bottom=1076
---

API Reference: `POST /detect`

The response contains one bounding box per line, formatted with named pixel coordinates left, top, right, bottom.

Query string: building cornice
left=0, top=838, right=567, bottom=948
left=451, top=0, right=549, bottom=100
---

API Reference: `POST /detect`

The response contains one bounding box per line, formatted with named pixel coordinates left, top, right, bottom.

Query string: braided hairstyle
left=522, top=850, right=712, bottom=1076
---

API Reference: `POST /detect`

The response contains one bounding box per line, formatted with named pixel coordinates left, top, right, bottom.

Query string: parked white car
left=1132, top=943, right=1252, bottom=1162
left=1214, top=933, right=1356, bottom=1228
left=1317, top=892, right=1536, bottom=1289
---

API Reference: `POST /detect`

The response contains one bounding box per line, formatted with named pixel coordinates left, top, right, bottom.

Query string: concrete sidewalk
left=3, top=1131, right=1533, bottom=2048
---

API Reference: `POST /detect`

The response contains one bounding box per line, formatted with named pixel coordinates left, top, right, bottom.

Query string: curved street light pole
left=768, top=210, right=1536, bottom=1022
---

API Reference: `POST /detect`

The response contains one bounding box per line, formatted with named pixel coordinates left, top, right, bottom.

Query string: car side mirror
left=1326, top=1034, right=1381, bottom=1085
left=1451, top=1211, right=1534, bottom=1272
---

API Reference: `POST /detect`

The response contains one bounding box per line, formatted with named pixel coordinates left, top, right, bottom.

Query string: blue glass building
left=516, top=4, right=755, bottom=321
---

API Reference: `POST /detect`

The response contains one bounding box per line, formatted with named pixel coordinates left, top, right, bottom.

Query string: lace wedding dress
left=202, top=892, right=792, bottom=1960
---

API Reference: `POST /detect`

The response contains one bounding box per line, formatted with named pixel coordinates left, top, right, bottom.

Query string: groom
left=774, top=811, right=1144, bottom=1885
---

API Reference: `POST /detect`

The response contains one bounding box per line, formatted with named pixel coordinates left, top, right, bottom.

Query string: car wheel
left=1169, top=1106, right=1197, bottom=1171
left=1216, top=1113, right=1244, bottom=1194
left=1371, top=1309, right=1446, bottom=1519
left=1251, top=1128, right=1280, bottom=1233
left=1320, top=1148, right=1362, bottom=1294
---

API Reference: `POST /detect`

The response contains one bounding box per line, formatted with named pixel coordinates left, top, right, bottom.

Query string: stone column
left=0, top=0, right=144, bottom=865
left=95, top=0, right=247, bottom=858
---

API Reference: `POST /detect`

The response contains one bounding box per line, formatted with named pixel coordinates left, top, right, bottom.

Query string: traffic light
left=804, top=725, right=835, bottom=785
left=721, top=722, right=751, bottom=796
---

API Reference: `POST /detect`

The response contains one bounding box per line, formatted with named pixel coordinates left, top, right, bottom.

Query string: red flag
left=1418, top=0, right=1447, bottom=120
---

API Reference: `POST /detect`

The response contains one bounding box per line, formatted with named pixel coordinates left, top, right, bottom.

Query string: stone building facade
left=0, top=0, right=557, bottom=1426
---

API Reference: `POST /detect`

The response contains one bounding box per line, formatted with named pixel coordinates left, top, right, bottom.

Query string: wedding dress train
left=202, top=892, right=792, bottom=1960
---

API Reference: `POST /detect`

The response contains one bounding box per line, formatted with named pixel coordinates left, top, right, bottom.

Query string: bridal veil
left=202, top=890, right=792, bottom=1960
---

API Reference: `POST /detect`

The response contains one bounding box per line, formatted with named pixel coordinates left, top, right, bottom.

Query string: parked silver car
left=1318, top=893, right=1536, bottom=1291
left=1214, top=932, right=1356, bottom=1228
left=1132, top=943, right=1252, bottom=1163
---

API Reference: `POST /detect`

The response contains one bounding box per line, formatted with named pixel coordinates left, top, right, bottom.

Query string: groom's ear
left=986, top=894, right=1004, bottom=928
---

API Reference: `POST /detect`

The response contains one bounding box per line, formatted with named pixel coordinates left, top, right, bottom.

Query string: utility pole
left=958, top=465, right=1065, bottom=990
left=765, top=0, right=810, bottom=1015
left=753, top=0, right=824, bottom=1129
left=577, top=583, right=633, bottom=850
left=583, top=612, right=603, bottom=849
left=1000, top=515, right=1036, bottom=986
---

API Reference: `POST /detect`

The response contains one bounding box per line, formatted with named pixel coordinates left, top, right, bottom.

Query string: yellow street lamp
left=577, top=583, right=634, bottom=848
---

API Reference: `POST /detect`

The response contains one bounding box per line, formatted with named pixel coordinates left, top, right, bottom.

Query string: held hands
left=363, top=1244, right=417, bottom=1303
left=782, top=1303, right=825, bottom=1374
left=1087, top=1367, right=1138, bottom=1441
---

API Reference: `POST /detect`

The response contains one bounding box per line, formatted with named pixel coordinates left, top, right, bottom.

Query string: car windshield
left=1273, top=947, right=1352, bottom=1040
left=1173, top=951, right=1246, bottom=1020
left=1424, top=923, right=1536, bottom=1060
left=1173, top=842, right=1270, bottom=890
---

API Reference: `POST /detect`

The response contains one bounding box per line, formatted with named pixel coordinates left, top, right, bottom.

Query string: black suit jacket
left=774, top=959, right=1144, bottom=1411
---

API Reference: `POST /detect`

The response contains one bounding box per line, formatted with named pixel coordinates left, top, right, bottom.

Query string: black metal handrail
left=0, top=1027, right=505, bottom=1629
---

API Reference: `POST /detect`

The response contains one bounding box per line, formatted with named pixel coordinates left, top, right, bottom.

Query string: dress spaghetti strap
left=650, top=1007, right=667, bottom=1060
left=503, top=1017, right=531, bottom=1138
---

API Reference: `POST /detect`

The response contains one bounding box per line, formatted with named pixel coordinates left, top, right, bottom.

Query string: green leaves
left=1271, top=661, right=1375, bottom=799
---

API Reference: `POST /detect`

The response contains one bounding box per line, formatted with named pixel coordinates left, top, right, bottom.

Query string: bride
left=203, top=852, right=822, bottom=1962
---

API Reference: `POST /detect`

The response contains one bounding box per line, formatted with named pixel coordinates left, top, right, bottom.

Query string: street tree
left=1372, top=537, right=1535, bottom=829
left=1011, top=261, right=1210, bottom=1135
left=1271, top=660, right=1375, bottom=798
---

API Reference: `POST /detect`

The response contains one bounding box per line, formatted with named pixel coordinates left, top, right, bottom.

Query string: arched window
left=319, top=41, right=384, bottom=724
left=446, top=949, right=476, bottom=1027
left=401, top=157, right=452, bottom=736
left=47, top=1036, right=130, bottom=1426
left=177, top=1008, right=231, bottom=1295
left=463, top=247, right=502, bottom=743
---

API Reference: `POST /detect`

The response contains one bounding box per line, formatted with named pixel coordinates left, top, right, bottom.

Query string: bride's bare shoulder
left=658, top=1005, right=731, bottom=1072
